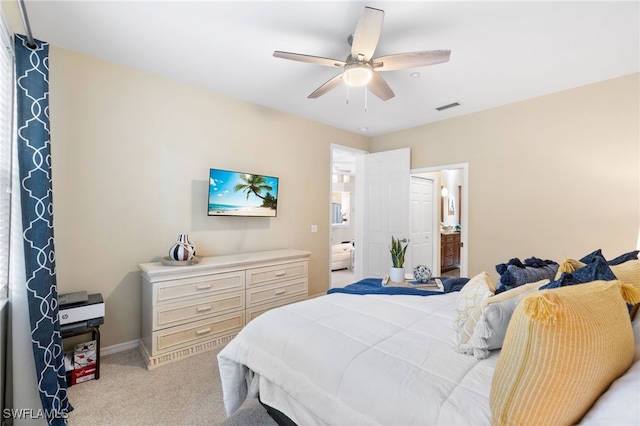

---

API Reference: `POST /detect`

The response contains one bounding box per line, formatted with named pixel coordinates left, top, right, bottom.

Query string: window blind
left=0, top=13, right=14, bottom=300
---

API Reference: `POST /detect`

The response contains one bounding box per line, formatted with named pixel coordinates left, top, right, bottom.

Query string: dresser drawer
left=155, top=271, right=244, bottom=304
left=152, top=311, right=244, bottom=354
left=246, top=277, right=307, bottom=307
left=443, top=234, right=457, bottom=243
left=246, top=261, right=308, bottom=288
left=154, top=290, right=244, bottom=330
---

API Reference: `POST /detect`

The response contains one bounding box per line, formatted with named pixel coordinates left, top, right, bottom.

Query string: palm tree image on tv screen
left=208, top=168, right=279, bottom=217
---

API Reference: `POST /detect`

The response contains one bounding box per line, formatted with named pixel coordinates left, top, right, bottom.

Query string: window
left=0, top=13, right=13, bottom=300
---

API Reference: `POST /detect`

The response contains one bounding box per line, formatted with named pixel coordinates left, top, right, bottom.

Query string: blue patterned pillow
left=608, top=250, right=639, bottom=266
left=497, top=264, right=559, bottom=294
left=580, top=249, right=604, bottom=264
left=495, top=258, right=558, bottom=294
left=541, top=256, right=616, bottom=289
left=579, top=248, right=638, bottom=266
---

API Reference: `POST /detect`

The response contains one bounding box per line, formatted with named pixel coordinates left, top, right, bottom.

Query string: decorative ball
left=413, top=265, right=432, bottom=283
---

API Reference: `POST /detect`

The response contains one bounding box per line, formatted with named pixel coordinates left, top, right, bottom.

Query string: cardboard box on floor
left=72, top=340, right=97, bottom=385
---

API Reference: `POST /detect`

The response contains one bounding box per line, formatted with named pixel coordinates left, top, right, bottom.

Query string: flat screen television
left=208, top=168, right=279, bottom=217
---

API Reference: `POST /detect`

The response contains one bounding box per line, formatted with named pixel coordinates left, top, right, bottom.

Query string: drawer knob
left=274, top=271, right=286, bottom=277
left=274, top=289, right=286, bottom=296
left=196, top=306, right=212, bottom=313
left=195, top=327, right=212, bottom=336
left=196, top=284, right=212, bottom=290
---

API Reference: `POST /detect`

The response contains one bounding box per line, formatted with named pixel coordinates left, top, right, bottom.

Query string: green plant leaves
left=390, top=236, right=408, bottom=268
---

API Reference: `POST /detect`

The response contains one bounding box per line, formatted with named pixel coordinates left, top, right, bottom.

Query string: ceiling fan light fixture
left=343, top=63, right=373, bottom=87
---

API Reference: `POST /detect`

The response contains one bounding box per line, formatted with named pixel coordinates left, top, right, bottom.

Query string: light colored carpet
left=66, top=346, right=276, bottom=426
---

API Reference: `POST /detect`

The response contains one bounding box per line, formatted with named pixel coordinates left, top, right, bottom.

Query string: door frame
left=411, top=163, right=469, bottom=278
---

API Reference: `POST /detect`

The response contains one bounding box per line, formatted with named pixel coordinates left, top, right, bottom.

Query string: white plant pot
left=389, top=267, right=405, bottom=283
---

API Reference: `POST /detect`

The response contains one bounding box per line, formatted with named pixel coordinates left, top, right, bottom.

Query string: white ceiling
left=12, top=1, right=640, bottom=136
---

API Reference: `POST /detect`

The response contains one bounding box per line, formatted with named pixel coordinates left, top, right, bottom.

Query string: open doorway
left=411, top=164, right=469, bottom=279
left=329, top=145, right=366, bottom=288
left=330, top=147, right=468, bottom=286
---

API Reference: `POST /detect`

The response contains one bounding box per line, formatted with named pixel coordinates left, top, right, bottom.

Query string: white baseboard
left=100, top=339, right=140, bottom=356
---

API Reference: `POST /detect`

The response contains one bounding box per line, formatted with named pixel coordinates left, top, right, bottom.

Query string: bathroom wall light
left=441, top=186, right=449, bottom=197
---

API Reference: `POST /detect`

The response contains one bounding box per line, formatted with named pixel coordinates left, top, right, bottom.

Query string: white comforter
left=218, top=292, right=499, bottom=425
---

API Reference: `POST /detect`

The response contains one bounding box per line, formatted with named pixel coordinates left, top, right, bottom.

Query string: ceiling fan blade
left=273, top=51, right=346, bottom=68
left=367, top=72, right=394, bottom=101
left=308, top=73, right=344, bottom=99
left=350, top=6, right=384, bottom=61
left=373, top=50, right=451, bottom=71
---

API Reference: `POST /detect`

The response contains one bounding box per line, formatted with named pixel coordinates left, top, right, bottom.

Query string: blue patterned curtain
left=14, top=34, right=72, bottom=425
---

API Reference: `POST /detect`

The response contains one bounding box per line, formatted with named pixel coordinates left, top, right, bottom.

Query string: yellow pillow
left=554, top=258, right=586, bottom=279
left=490, top=280, right=640, bottom=426
left=610, top=260, right=640, bottom=319
left=610, top=259, right=640, bottom=289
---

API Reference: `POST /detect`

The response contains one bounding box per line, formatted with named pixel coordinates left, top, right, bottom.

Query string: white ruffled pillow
left=453, top=271, right=494, bottom=342
left=457, top=279, right=549, bottom=358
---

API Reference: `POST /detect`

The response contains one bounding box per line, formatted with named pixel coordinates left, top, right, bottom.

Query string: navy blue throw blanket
left=328, top=278, right=451, bottom=296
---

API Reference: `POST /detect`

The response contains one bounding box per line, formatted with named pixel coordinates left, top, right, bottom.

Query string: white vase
left=389, top=267, right=405, bottom=283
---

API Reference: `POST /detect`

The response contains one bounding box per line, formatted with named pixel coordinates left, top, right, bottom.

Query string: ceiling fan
left=273, top=6, right=451, bottom=101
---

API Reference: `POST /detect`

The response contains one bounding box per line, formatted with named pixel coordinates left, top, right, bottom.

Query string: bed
left=218, top=256, right=640, bottom=425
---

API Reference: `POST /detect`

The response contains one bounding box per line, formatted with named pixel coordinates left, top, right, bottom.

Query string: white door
left=410, top=176, right=436, bottom=274
left=355, top=148, right=410, bottom=279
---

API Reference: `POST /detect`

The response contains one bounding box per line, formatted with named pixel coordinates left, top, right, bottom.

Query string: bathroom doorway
left=411, top=164, right=468, bottom=279
left=329, top=145, right=366, bottom=288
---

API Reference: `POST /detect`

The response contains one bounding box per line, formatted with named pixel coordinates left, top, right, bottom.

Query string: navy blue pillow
left=495, top=257, right=558, bottom=294
left=442, top=277, right=470, bottom=293
left=608, top=250, right=639, bottom=266
left=540, top=256, right=616, bottom=289
left=578, top=248, right=638, bottom=266
left=579, top=249, right=605, bottom=264
left=540, top=272, right=582, bottom=289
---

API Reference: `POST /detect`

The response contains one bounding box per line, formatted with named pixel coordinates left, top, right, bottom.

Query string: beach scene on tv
left=208, top=169, right=278, bottom=217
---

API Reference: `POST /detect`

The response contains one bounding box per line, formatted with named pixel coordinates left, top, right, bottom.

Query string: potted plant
left=389, top=236, right=408, bottom=282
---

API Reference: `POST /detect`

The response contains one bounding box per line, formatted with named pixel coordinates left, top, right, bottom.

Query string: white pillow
left=453, top=271, right=494, bottom=341
left=633, top=315, right=640, bottom=362
left=579, top=361, right=640, bottom=425
left=457, top=279, right=548, bottom=358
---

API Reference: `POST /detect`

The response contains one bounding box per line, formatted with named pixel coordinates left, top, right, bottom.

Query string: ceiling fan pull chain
left=364, top=86, right=368, bottom=112
left=346, top=84, right=350, bottom=104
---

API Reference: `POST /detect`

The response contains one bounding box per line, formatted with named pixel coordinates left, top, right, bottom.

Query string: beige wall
left=47, top=46, right=367, bottom=347
left=4, top=2, right=638, bottom=348
left=370, top=74, right=640, bottom=281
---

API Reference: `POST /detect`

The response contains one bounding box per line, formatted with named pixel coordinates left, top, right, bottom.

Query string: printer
left=59, top=291, right=105, bottom=332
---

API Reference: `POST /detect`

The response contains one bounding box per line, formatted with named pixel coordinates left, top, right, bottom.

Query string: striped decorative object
left=169, top=234, right=195, bottom=261
left=490, top=280, right=640, bottom=426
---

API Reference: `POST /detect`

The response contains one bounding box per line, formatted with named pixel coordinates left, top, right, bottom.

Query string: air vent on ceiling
left=436, top=102, right=460, bottom=111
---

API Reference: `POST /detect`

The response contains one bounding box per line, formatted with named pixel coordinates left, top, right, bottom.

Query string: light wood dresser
left=139, top=249, right=311, bottom=369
